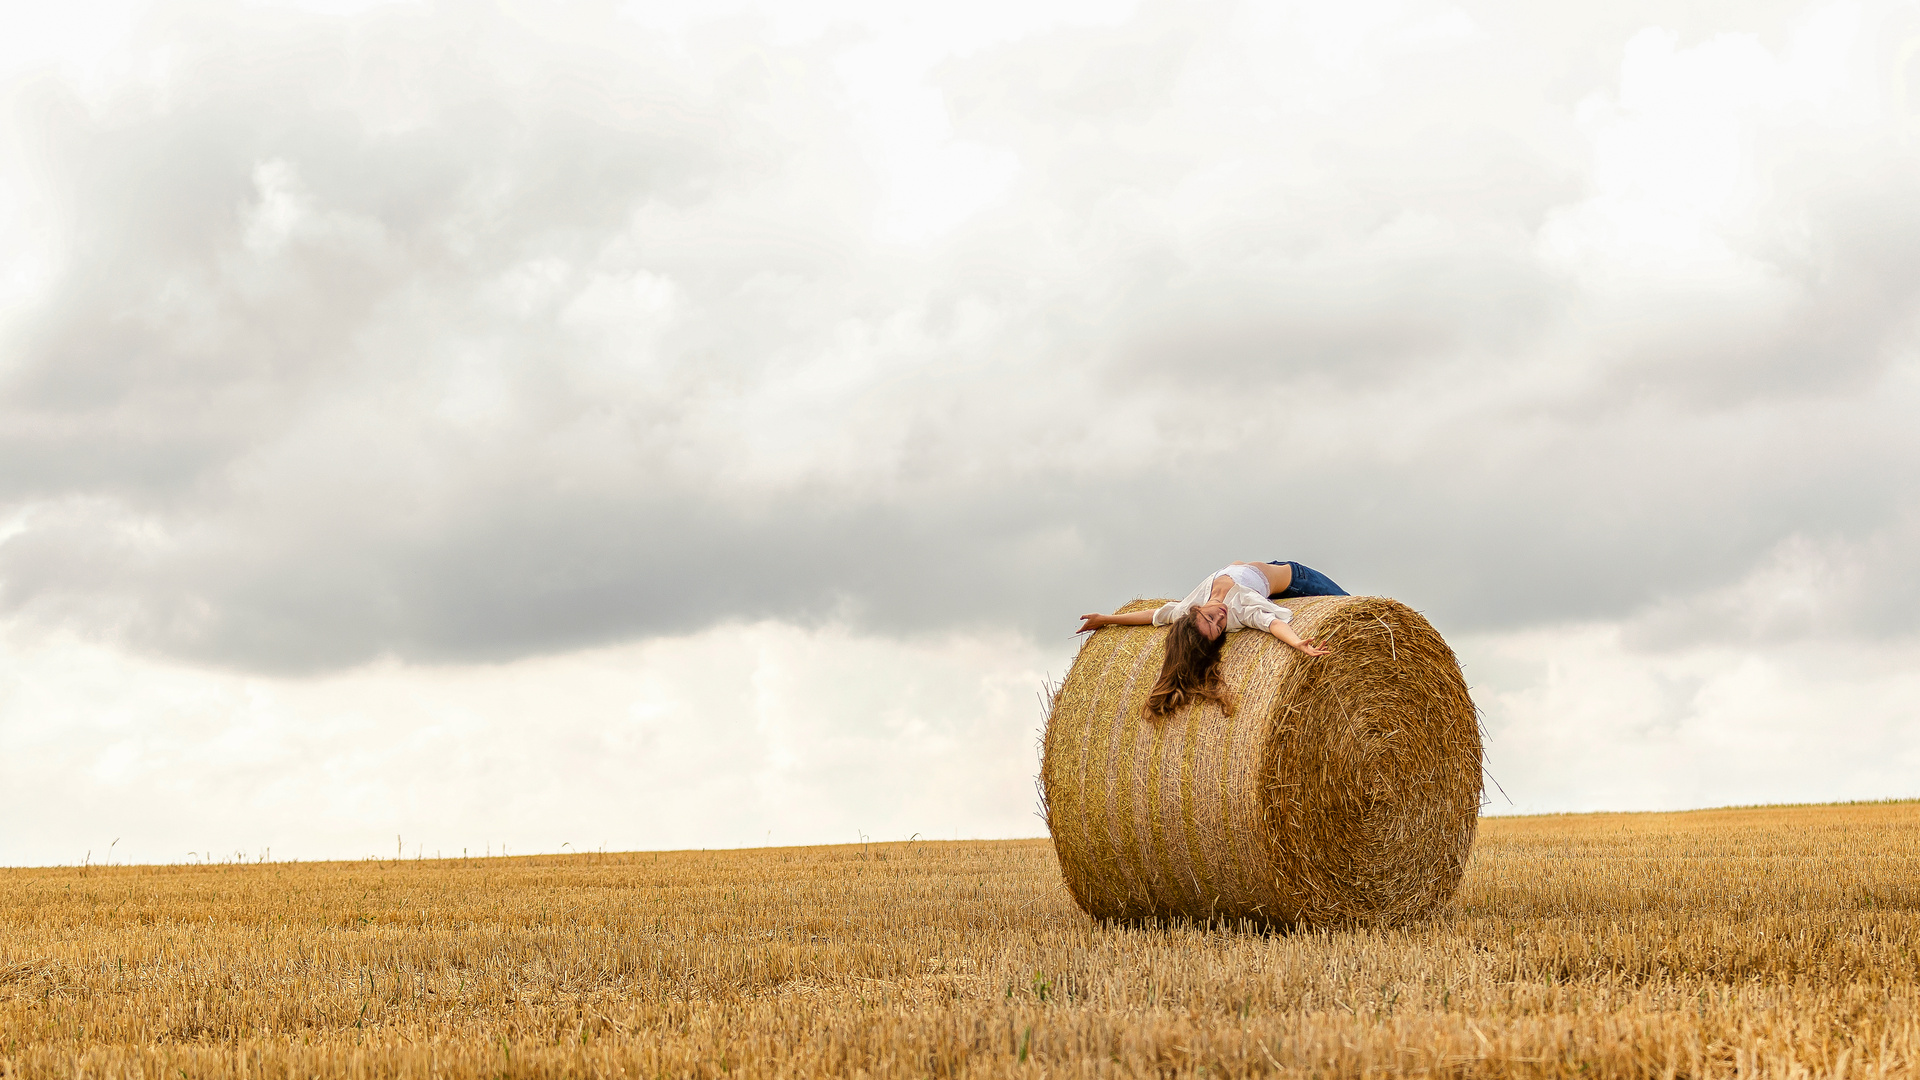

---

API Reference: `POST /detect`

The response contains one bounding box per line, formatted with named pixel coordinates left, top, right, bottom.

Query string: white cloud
left=1467, top=622, right=1920, bottom=814
left=0, top=621, right=1063, bottom=866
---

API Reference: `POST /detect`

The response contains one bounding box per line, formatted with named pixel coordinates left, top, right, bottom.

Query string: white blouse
left=1151, top=569, right=1294, bottom=633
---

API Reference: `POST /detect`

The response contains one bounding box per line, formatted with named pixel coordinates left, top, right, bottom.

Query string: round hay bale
left=1041, top=594, right=1481, bottom=928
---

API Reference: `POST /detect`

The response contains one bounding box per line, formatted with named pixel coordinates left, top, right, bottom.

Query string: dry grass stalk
left=1043, top=595, right=1482, bottom=927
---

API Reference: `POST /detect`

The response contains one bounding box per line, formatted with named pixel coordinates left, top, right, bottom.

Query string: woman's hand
left=1268, top=619, right=1331, bottom=656
left=1077, top=610, right=1158, bottom=634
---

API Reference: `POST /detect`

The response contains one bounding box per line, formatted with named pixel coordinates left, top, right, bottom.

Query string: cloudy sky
left=4, top=0, right=1919, bottom=866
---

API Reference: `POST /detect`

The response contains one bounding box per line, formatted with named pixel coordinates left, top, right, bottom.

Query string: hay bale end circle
left=1041, top=595, right=1482, bottom=928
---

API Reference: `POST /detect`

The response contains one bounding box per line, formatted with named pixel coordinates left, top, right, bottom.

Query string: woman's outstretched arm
left=1267, top=617, right=1330, bottom=656
left=1077, top=610, right=1155, bottom=635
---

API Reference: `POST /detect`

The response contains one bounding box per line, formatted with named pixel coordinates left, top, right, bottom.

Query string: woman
left=1076, top=561, right=1340, bottom=720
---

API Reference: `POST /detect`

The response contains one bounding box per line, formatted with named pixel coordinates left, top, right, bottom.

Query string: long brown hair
left=1145, top=610, right=1233, bottom=720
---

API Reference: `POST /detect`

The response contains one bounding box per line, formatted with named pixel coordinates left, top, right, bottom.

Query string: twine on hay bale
left=1041, top=595, right=1482, bottom=928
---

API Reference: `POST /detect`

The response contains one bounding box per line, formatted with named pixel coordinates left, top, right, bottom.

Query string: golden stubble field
left=4, top=802, right=1918, bottom=1079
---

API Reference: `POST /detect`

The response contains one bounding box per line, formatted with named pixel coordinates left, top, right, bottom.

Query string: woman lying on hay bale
left=1074, top=560, right=1343, bottom=719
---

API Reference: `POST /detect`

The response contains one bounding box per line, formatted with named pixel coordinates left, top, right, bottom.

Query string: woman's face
left=1195, top=603, right=1228, bottom=641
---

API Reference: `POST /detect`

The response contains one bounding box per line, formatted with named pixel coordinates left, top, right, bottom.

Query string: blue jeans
left=1265, top=560, right=1348, bottom=599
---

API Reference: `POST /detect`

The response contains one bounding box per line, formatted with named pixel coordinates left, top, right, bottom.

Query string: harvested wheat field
left=4, top=802, right=1920, bottom=1079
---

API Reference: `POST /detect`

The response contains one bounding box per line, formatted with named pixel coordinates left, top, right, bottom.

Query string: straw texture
left=1041, top=595, right=1481, bottom=928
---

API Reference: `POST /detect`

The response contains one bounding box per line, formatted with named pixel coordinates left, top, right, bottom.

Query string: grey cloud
left=1111, top=234, right=1567, bottom=390
left=1629, top=512, right=1920, bottom=650
left=1588, top=159, right=1920, bottom=408
left=2, top=3, right=768, bottom=493
left=3, top=0, right=1920, bottom=673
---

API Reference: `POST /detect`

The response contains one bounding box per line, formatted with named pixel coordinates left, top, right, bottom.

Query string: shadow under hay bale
left=1041, top=595, right=1482, bottom=929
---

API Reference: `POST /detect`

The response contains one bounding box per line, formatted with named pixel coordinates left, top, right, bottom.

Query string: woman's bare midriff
left=1231, top=561, right=1291, bottom=595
